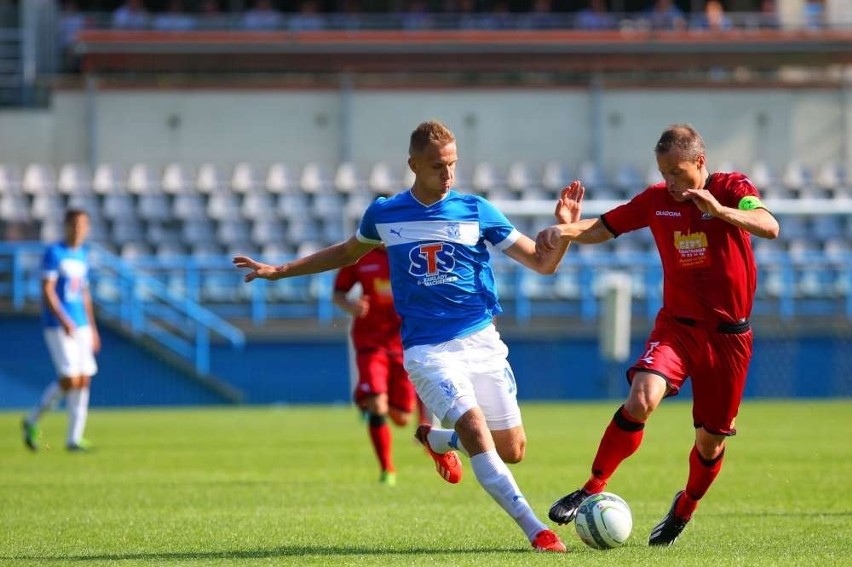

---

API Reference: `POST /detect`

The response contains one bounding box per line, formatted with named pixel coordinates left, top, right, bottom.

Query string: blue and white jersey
left=41, top=242, right=90, bottom=329
left=357, top=189, right=520, bottom=348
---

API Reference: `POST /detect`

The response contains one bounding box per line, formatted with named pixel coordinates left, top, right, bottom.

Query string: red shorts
left=627, top=312, right=754, bottom=436
left=353, top=347, right=415, bottom=413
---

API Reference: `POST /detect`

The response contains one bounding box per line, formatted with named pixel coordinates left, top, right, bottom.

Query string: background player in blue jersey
left=234, top=120, right=584, bottom=552
left=22, top=209, right=100, bottom=452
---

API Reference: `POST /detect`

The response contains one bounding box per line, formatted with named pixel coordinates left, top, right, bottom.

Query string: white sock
left=470, top=450, right=547, bottom=541
left=66, top=388, right=89, bottom=445
left=427, top=427, right=470, bottom=457
left=28, top=381, right=64, bottom=424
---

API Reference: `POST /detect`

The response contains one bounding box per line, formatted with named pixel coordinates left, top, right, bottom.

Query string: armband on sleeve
left=738, top=196, right=764, bottom=211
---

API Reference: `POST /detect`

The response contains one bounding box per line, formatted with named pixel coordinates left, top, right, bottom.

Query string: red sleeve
left=333, top=264, right=357, bottom=293
left=601, top=187, right=654, bottom=237
left=724, top=173, right=760, bottom=206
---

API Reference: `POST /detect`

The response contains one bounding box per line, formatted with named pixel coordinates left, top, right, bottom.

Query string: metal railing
left=0, top=242, right=245, bottom=375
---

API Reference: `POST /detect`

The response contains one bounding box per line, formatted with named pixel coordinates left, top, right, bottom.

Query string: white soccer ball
left=574, top=492, right=633, bottom=549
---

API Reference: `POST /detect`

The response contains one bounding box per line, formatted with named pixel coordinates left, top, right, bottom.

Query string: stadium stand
left=3, top=158, right=849, bottom=324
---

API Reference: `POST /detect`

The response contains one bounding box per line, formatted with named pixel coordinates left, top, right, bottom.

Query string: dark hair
left=409, top=120, right=456, bottom=156
left=64, top=208, right=88, bottom=224
left=655, top=123, right=705, bottom=161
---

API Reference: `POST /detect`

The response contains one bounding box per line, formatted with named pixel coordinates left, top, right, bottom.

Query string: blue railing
left=3, top=242, right=850, bottom=338
left=0, top=242, right=245, bottom=375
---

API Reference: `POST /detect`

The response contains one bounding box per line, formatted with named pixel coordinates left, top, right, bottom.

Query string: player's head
left=63, top=208, right=90, bottom=248
left=655, top=123, right=707, bottom=202
left=408, top=120, right=458, bottom=200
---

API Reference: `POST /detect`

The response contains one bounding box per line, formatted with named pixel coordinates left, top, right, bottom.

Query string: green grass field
left=1, top=400, right=850, bottom=566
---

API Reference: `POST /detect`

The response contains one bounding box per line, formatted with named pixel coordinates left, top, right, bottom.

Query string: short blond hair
left=409, top=120, right=456, bottom=156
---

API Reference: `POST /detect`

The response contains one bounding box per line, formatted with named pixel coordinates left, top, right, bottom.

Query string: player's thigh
left=74, top=326, right=98, bottom=377
left=691, top=331, right=753, bottom=436
left=44, top=328, right=78, bottom=378
left=353, top=348, right=391, bottom=408
left=403, top=344, right=475, bottom=424
left=387, top=351, right=416, bottom=414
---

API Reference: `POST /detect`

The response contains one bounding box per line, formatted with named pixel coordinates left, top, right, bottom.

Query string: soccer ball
left=574, top=492, right=633, bottom=549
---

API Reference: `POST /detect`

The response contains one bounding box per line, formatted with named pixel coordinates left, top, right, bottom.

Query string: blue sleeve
left=357, top=198, right=383, bottom=242
left=477, top=197, right=515, bottom=246
left=42, top=245, right=59, bottom=273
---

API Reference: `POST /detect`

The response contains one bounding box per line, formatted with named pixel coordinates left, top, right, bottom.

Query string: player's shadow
left=4, top=544, right=530, bottom=562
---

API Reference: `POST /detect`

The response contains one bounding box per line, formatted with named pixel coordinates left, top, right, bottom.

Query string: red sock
left=368, top=417, right=394, bottom=473
left=676, top=446, right=725, bottom=519
left=583, top=406, right=645, bottom=493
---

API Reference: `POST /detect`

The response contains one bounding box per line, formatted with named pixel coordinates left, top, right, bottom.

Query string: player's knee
left=496, top=439, right=526, bottom=464
left=388, top=408, right=411, bottom=427
left=623, top=398, right=656, bottom=421
left=695, top=431, right=726, bottom=460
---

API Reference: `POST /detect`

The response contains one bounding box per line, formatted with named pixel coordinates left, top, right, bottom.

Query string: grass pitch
left=1, top=400, right=850, bottom=566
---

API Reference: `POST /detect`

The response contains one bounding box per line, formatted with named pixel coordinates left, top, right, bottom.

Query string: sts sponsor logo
left=409, top=242, right=459, bottom=286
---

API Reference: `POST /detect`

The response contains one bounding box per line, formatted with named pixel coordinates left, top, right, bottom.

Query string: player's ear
left=696, top=154, right=706, bottom=169
left=407, top=156, right=417, bottom=174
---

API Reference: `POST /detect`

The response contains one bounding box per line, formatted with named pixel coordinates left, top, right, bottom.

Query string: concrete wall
left=1, top=84, right=849, bottom=176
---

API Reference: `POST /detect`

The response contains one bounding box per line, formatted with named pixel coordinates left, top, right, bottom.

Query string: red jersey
left=601, top=172, right=762, bottom=324
left=333, top=247, right=402, bottom=352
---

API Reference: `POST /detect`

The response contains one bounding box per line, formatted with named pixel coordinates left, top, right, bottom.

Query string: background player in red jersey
left=536, top=123, right=780, bottom=546
left=333, top=245, right=428, bottom=486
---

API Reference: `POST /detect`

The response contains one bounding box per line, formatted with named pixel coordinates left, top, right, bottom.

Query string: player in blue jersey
left=22, top=209, right=100, bottom=452
left=235, top=121, right=585, bottom=552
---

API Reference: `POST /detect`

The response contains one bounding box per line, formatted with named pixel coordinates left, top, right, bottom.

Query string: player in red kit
left=536, top=124, right=780, bottom=546
left=333, top=245, right=428, bottom=486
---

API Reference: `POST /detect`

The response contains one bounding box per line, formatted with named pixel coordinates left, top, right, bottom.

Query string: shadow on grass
left=2, top=544, right=530, bottom=562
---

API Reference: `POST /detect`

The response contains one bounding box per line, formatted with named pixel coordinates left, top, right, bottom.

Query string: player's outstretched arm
left=234, top=237, right=376, bottom=282
left=502, top=181, right=585, bottom=274
left=535, top=218, right=613, bottom=255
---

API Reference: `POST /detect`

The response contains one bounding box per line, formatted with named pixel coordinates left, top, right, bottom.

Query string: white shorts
left=44, top=326, right=98, bottom=378
left=403, top=324, right=522, bottom=431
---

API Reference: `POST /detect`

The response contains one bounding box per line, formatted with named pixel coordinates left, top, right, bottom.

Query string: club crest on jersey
left=409, top=242, right=459, bottom=286
left=446, top=222, right=461, bottom=239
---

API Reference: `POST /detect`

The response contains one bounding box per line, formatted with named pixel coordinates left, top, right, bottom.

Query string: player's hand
left=61, top=321, right=75, bottom=336
left=535, top=226, right=564, bottom=254
left=352, top=296, right=370, bottom=318
left=555, top=180, right=585, bottom=224
left=232, top=255, right=280, bottom=282
left=91, top=328, right=101, bottom=354
left=683, top=188, right=723, bottom=217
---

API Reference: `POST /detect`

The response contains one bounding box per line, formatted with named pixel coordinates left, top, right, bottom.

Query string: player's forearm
left=715, top=207, right=780, bottom=239
left=533, top=239, right=572, bottom=275
left=273, top=243, right=358, bottom=278
left=559, top=218, right=611, bottom=244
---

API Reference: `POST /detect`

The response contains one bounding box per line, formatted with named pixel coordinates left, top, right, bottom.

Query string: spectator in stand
left=152, top=0, right=196, bottom=31
left=400, top=0, right=434, bottom=30
left=196, top=0, right=226, bottom=29
left=692, top=0, right=732, bottom=30
left=58, top=1, right=90, bottom=71
left=112, top=0, right=149, bottom=29
left=520, top=0, right=564, bottom=30
left=575, top=0, right=616, bottom=30
left=521, top=0, right=563, bottom=30
left=289, top=0, right=325, bottom=31
left=243, top=0, right=283, bottom=30
left=645, top=0, right=686, bottom=30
